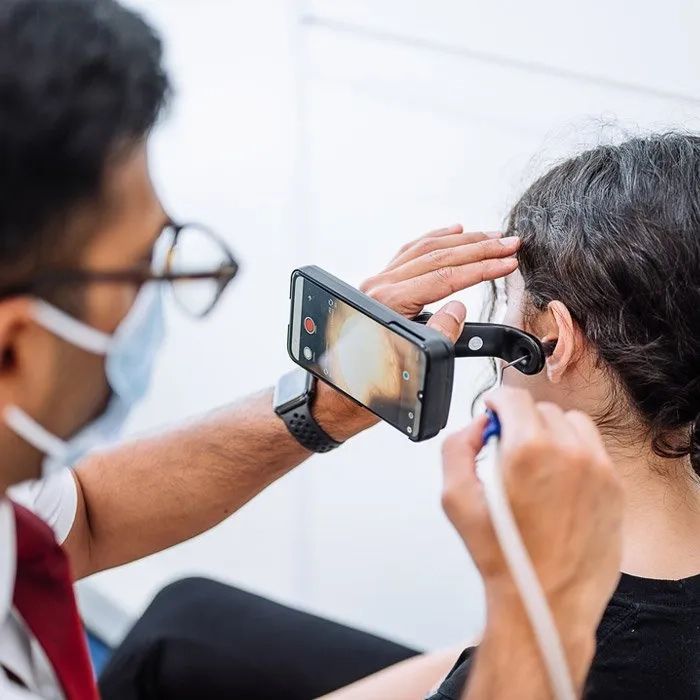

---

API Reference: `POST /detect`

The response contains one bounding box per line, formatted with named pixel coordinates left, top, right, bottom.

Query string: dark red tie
left=11, top=501, right=99, bottom=700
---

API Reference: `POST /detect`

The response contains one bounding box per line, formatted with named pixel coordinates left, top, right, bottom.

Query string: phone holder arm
left=412, top=312, right=546, bottom=376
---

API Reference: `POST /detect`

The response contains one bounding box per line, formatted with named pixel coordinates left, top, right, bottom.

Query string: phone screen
left=291, top=275, right=427, bottom=436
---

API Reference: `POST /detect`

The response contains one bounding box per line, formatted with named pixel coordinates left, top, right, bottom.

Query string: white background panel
left=306, top=0, right=700, bottom=101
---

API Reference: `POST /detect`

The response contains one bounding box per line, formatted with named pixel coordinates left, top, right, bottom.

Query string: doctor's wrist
left=312, top=381, right=378, bottom=443
left=485, top=582, right=596, bottom=691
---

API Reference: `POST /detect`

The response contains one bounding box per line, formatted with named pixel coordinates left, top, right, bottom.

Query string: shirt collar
left=0, top=498, right=16, bottom=627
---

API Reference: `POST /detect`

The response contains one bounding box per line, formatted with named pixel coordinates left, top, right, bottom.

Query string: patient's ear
left=542, top=301, right=580, bottom=383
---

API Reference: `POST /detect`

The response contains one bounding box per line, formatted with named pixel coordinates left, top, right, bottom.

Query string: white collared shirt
left=0, top=469, right=79, bottom=699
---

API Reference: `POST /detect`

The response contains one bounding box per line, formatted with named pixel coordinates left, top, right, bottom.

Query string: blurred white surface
left=80, top=0, right=700, bottom=652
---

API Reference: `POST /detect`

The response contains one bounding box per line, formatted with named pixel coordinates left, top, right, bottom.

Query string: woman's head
left=501, top=133, right=700, bottom=475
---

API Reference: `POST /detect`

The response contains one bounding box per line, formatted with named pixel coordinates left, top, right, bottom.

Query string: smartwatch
left=273, top=369, right=342, bottom=453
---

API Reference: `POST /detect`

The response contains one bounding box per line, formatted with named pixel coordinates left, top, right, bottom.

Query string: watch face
left=274, top=370, right=313, bottom=414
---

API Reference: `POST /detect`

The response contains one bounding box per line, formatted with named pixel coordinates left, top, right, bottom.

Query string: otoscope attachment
left=413, top=312, right=546, bottom=376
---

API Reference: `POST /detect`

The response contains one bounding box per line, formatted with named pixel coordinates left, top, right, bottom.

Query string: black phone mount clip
left=413, top=312, right=546, bottom=376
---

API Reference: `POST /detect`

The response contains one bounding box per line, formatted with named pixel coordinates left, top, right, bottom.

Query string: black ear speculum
left=413, top=312, right=547, bottom=376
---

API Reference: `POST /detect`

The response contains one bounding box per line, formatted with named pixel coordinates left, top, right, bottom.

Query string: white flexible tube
left=480, top=438, right=577, bottom=700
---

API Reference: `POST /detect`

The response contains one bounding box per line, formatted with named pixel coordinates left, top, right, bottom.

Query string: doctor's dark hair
left=508, top=132, right=700, bottom=476
left=0, top=0, right=170, bottom=280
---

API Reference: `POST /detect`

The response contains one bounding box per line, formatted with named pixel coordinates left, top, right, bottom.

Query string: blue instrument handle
left=482, top=409, right=501, bottom=444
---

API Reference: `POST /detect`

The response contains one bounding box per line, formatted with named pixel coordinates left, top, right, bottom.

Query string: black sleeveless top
left=428, top=572, right=700, bottom=699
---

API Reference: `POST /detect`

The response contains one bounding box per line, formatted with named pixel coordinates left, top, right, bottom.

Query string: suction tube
left=480, top=410, right=576, bottom=700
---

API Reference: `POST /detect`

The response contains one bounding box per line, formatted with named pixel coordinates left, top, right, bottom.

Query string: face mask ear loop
left=3, top=406, right=69, bottom=463
left=0, top=302, right=110, bottom=469
left=32, top=300, right=112, bottom=355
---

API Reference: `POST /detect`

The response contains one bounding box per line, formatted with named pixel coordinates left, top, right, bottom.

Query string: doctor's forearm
left=65, top=384, right=374, bottom=579
left=464, top=592, right=594, bottom=700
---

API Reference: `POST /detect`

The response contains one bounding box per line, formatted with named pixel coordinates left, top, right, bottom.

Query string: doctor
left=0, top=1, right=623, bottom=699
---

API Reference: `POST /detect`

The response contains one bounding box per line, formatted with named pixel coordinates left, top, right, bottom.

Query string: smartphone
left=288, top=266, right=454, bottom=441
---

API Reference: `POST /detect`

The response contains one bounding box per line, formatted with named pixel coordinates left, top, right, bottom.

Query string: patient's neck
left=610, top=439, right=700, bottom=581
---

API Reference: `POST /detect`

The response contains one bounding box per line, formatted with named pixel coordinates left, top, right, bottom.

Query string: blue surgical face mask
left=3, top=283, right=165, bottom=477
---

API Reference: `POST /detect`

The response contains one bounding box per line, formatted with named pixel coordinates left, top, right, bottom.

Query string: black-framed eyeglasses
left=0, top=222, right=240, bottom=318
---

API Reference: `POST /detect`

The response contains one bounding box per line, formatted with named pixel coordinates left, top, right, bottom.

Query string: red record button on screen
left=304, top=317, right=316, bottom=334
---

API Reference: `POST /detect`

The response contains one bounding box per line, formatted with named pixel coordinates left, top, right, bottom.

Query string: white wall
left=80, top=0, right=700, bottom=652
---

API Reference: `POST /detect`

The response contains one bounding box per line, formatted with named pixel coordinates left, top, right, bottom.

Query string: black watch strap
left=281, top=396, right=342, bottom=453
left=274, top=370, right=342, bottom=454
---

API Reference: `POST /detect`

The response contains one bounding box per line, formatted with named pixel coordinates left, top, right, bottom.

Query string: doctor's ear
left=539, top=301, right=582, bottom=383
left=0, top=298, right=37, bottom=374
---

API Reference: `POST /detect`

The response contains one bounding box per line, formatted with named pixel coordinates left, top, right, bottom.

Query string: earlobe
left=544, top=301, right=577, bottom=383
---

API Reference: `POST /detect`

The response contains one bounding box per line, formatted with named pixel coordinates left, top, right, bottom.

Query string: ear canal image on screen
left=321, top=303, right=418, bottom=409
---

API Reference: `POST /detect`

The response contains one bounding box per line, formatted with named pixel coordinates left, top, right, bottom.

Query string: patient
left=420, top=132, right=700, bottom=700
left=100, top=132, right=700, bottom=700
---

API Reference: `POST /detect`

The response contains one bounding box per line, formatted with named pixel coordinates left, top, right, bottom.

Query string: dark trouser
left=99, top=577, right=419, bottom=700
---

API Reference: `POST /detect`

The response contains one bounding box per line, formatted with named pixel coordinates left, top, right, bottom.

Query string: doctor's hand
left=441, top=387, right=623, bottom=690
left=359, top=224, right=519, bottom=344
